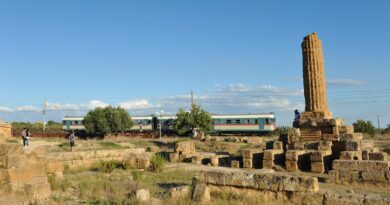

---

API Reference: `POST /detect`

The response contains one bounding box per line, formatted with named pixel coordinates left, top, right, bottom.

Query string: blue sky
left=0, top=0, right=389, bottom=126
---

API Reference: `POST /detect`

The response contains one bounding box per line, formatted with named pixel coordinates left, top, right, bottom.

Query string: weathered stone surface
left=332, top=160, right=359, bottom=171
left=361, top=171, right=387, bottom=182
left=241, top=149, right=262, bottom=159
left=210, top=156, right=219, bottom=167
left=339, top=125, right=354, bottom=134
left=174, top=141, right=196, bottom=155
left=192, top=183, right=210, bottom=203
left=198, top=170, right=319, bottom=193
left=321, top=134, right=338, bottom=141
left=310, top=150, right=331, bottom=162
left=0, top=122, right=12, bottom=142
left=273, top=141, right=283, bottom=150
left=262, top=160, right=273, bottom=169
left=333, top=160, right=389, bottom=172
left=317, top=140, right=332, bottom=150
left=328, top=170, right=339, bottom=183
left=338, top=170, right=360, bottom=183
left=340, top=133, right=363, bottom=142
left=136, top=189, right=150, bottom=202
left=243, top=158, right=253, bottom=168
left=311, top=162, right=325, bottom=173
left=263, top=150, right=284, bottom=160
left=301, top=32, right=330, bottom=118
left=323, top=192, right=390, bottom=205
left=339, top=151, right=362, bottom=160
left=168, top=186, right=189, bottom=199
left=285, top=150, right=306, bottom=161
left=2, top=155, right=27, bottom=169
left=146, top=146, right=160, bottom=153
left=169, top=152, right=179, bottom=162
left=368, top=152, right=388, bottom=161
left=361, top=139, right=374, bottom=149
left=329, top=118, right=344, bottom=126
left=285, top=160, right=299, bottom=172
left=344, top=141, right=361, bottom=151
left=231, top=160, right=240, bottom=168
left=292, top=141, right=305, bottom=150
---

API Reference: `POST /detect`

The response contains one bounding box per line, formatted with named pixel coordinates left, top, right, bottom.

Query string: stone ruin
left=0, top=121, right=11, bottom=143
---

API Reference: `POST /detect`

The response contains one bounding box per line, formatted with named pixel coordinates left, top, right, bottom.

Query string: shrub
left=91, top=160, right=121, bottom=173
left=131, top=170, right=144, bottom=182
left=149, top=154, right=166, bottom=173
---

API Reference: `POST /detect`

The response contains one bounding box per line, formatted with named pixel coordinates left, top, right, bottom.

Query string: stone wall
left=329, top=159, right=390, bottom=183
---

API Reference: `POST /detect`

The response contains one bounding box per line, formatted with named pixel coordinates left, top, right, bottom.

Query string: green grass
left=98, top=141, right=123, bottom=149
left=6, top=139, right=19, bottom=144
left=149, top=154, right=166, bottom=173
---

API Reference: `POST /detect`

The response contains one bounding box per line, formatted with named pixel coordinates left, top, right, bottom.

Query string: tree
left=173, top=104, right=212, bottom=136
left=83, top=106, right=133, bottom=136
left=352, top=119, right=376, bottom=137
left=382, top=124, right=390, bottom=134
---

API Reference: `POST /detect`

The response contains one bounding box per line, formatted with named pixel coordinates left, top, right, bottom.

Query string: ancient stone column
left=301, top=32, right=330, bottom=119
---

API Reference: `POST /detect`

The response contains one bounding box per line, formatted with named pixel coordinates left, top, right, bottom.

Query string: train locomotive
left=62, top=112, right=276, bottom=135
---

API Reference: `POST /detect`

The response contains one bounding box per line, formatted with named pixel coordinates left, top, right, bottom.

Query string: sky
left=0, top=0, right=389, bottom=127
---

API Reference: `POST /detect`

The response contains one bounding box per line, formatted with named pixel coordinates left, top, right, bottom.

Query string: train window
left=236, top=119, right=240, bottom=124
left=227, top=119, right=231, bottom=124
left=265, top=119, right=270, bottom=124
left=214, top=119, right=220, bottom=124
left=246, top=119, right=251, bottom=124
left=255, top=119, right=258, bottom=124
left=147, top=120, right=151, bottom=124
left=74, top=121, right=78, bottom=125
left=62, top=120, right=66, bottom=125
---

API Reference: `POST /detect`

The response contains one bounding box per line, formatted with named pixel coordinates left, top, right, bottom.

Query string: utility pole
left=377, top=114, right=381, bottom=132
left=43, top=98, right=47, bottom=132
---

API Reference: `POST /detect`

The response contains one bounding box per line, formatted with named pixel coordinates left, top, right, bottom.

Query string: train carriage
left=130, top=116, right=153, bottom=132
left=210, top=113, right=276, bottom=134
left=62, top=116, right=85, bottom=130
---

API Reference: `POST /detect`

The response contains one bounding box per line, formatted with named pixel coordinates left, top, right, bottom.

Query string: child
left=68, top=131, right=75, bottom=152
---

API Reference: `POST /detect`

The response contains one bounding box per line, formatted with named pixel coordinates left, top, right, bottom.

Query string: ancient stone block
left=273, top=141, right=283, bottom=150
left=361, top=171, right=387, bottom=182
left=317, top=140, right=332, bottom=150
left=340, top=133, right=363, bottom=142
left=168, top=186, right=189, bottom=199
left=210, top=156, right=219, bottom=167
left=174, top=141, right=196, bottom=155
left=362, top=150, right=370, bottom=160
left=285, top=150, right=306, bottom=161
left=311, top=162, right=325, bottom=173
left=285, top=161, right=299, bottom=172
left=310, top=150, right=331, bottom=162
left=231, top=160, right=240, bottom=168
left=332, top=160, right=358, bottom=171
left=332, top=126, right=339, bottom=135
left=241, top=149, right=262, bottom=159
left=339, top=151, right=362, bottom=160
left=330, top=118, right=344, bottom=126
left=243, top=158, right=252, bottom=168
left=263, top=150, right=284, bottom=160
left=292, top=141, right=305, bottom=150
left=339, top=125, right=354, bottom=134
left=321, top=134, right=338, bottom=141
left=328, top=170, right=339, bottom=182
left=361, top=140, right=374, bottom=149
left=46, top=161, right=64, bottom=174
left=3, top=155, right=27, bottom=169
left=191, top=155, right=203, bottom=165
left=368, top=152, right=388, bottom=161
left=338, top=170, right=360, bottom=183
left=345, top=141, right=361, bottom=151
left=169, top=152, right=179, bottom=162
left=358, top=160, right=389, bottom=172
left=262, top=160, right=273, bottom=169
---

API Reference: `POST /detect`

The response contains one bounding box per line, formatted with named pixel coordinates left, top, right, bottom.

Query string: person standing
left=293, top=109, right=300, bottom=128
left=21, top=128, right=27, bottom=147
left=25, top=128, right=31, bottom=147
left=68, top=131, right=75, bottom=152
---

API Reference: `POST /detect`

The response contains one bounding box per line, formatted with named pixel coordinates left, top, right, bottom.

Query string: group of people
left=20, top=128, right=76, bottom=152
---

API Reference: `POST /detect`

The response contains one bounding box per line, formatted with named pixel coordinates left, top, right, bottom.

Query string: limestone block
left=321, top=134, right=338, bottom=141
left=136, top=189, right=150, bottom=202
left=328, top=170, right=339, bottom=182
left=22, top=179, right=51, bottom=201
left=386, top=171, right=390, bottom=183
left=174, top=141, right=196, bottom=155
left=241, top=149, right=262, bottom=159
left=338, top=170, right=360, bottom=183
left=192, top=183, right=210, bottom=203
left=46, top=161, right=64, bottom=174
left=332, top=126, right=339, bottom=135
left=146, top=146, right=160, bottom=153
left=340, top=133, right=363, bottom=142
left=243, top=158, right=252, bottom=168
left=169, top=153, right=179, bottom=162
left=361, top=140, right=374, bottom=149
left=191, top=155, right=204, bottom=165
left=231, top=160, right=240, bottom=168
left=362, top=150, right=370, bottom=160
left=292, top=141, right=305, bottom=150
left=339, top=125, right=354, bottom=134
left=168, top=186, right=189, bottom=199
left=357, top=161, right=389, bottom=172
left=311, top=162, right=325, bottom=173
left=339, top=151, right=362, bottom=160
left=273, top=141, right=283, bottom=150
left=263, top=150, right=284, bottom=160
left=262, top=160, right=273, bottom=169
left=345, top=141, right=361, bottom=151
left=368, top=152, right=388, bottom=161
left=310, top=150, right=332, bottom=162
left=210, top=156, right=219, bottom=167
left=330, top=118, right=344, bottom=126
left=285, top=150, right=306, bottom=161
left=318, top=140, right=332, bottom=150
left=332, top=160, right=358, bottom=171
left=361, top=171, right=387, bottom=182
left=0, top=144, right=24, bottom=155
left=3, top=155, right=27, bottom=169
left=285, top=160, right=298, bottom=172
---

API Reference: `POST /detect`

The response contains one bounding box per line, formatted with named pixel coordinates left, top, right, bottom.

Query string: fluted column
left=301, top=32, right=329, bottom=114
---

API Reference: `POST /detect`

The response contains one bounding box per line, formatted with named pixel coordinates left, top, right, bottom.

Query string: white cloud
left=88, top=100, right=109, bottom=109
left=0, top=106, right=14, bottom=112
left=15, top=105, right=40, bottom=112
left=118, top=99, right=156, bottom=110
left=327, top=79, right=365, bottom=87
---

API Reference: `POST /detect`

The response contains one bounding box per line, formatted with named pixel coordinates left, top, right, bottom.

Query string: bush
left=149, top=154, right=166, bottom=173
left=91, top=160, right=121, bottom=173
left=353, top=120, right=376, bottom=137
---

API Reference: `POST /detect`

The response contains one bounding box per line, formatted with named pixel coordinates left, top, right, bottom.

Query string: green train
left=62, top=112, right=276, bottom=134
